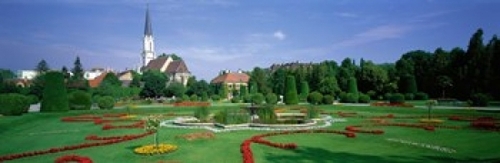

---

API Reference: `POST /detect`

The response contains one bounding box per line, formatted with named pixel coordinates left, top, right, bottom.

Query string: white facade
left=84, top=70, right=104, bottom=80
left=142, top=35, right=156, bottom=67
left=16, top=70, right=38, bottom=80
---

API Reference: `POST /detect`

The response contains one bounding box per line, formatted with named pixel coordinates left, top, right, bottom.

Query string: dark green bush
left=307, top=91, right=323, bottom=105
left=201, top=92, right=208, bottom=101
left=358, top=93, right=371, bottom=103
left=69, top=90, right=91, bottom=110
left=340, top=93, right=358, bottom=103
left=265, top=93, right=278, bottom=105
left=366, top=90, right=377, bottom=100
left=211, top=95, right=220, bottom=101
left=98, top=96, right=115, bottom=109
left=27, top=95, right=39, bottom=105
left=322, top=95, right=334, bottom=104
left=252, top=93, right=265, bottom=105
left=231, top=97, right=240, bottom=103
left=384, top=93, right=392, bottom=100
left=0, top=93, right=29, bottom=116
left=470, top=93, right=490, bottom=107
left=284, top=76, right=299, bottom=105
left=307, top=106, right=320, bottom=119
left=404, top=93, right=414, bottom=101
left=256, top=105, right=277, bottom=124
left=389, top=93, right=405, bottom=103
left=414, top=92, right=429, bottom=100
left=41, top=72, right=69, bottom=112
left=214, top=108, right=249, bottom=124
left=243, top=95, right=252, bottom=103
left=190, top=94, right=198, bottom=101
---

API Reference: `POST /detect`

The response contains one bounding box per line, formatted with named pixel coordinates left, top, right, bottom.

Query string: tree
left=307, top=91, right=323, bottom=105
left=357, top=61, right=388, bottom=94
left=271, top=68, right=287, bottom=96
left=299, top=81, right=310, bottom=101
left=250, top=67, right=271, bottom=94
left=36, top=59, right=50, bottom=73
left=164, top=82, right=186, bottom=98
left=71, top=56, right=84, bottom=80
left=67, top=56, right=88, bottom=91
left=437, top=75, right=452, bottom=98
left=265, top=93, right=278, bottom=105
left=348, top=77, right=358, bottom=94
left=130, top=72, right=142, bottom=88
left=140, top=70, right=167, bottom=98
left=284, top=75, right=299, bottom=105
left=61, top=66, right=71, bottom=80
left=401, top=75, right=417, bottom=94
left=101, top=73, right=121, bottom=86
left=40, top=72, right=69, bottom=112
left=337, top=58, right=357, bottom=92
left=318, top=76, right=340, bottom=96
left=240, top=85, right=248, bottom=98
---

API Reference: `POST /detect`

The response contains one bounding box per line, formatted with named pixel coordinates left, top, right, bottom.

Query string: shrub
left=389, top=93, right=405, bottom=104
left=0, top=93, right=29, bottom=116
left=68, top=90, right=91, bottom=110
left=243, top=95, right=252, bottom=103
left=231, top=97, right=240, bottom=103
left=265, top=93, right=278, bottom=105
left=194, top=106, right=210, bottom=122
left=41, top=72, right=69, bottom=112
left=414, top=92, right=429, bottom=100
left=182, top=94, right=190, bottom=101
left=307, top=106, right=320, bottom=119
left=256, top=105, right=277, bottom=124
left=307, top=91, right=323, bottom=105
left=404, top=93, right=414, bottom=101
left=366, top=90, right=377, bottom=100
left=348, top=77, right=359, bottom=94
left=26, top=95, right=39, bottom=105
left=252, top=93, right=265, bottom=105
left=211, top=95, right=220, bottom=101
left=98, top=96, right=115, bottom=109
left=322, top=95, right=334, bottom=105
left=384, top=93, right=392, bottom=100
left=470, top=93, right=490, bottom=107
left=201, top=92, right=209, bottom=101
left=284, top=76, right=299, bottom=105
left=340, top=93, right=358, bottom=103
left=214, top=108, right=249, bottom=124
left=358, top=93, right=371, bottom=103
left=190, top=94, right=198, bottom=101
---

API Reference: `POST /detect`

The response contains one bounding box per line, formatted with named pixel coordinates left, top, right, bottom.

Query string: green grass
left=1, top=105, right=499, bottom=163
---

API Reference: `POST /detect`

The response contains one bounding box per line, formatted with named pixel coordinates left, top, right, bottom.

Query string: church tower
left=141, top=4, right=156, bottom=67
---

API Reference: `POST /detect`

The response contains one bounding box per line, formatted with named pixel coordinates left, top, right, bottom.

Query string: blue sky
left=1, top=0, right=499, bottom=80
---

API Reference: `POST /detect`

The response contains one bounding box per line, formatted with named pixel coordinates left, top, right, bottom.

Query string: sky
left=1, top=0, right=500, bottom=80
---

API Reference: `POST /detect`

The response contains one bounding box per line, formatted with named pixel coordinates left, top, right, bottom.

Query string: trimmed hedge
left=340, top=92, right=358, bottom=103
left=404, top=93, right=414, bottom=101
left=68, top=90, right=91, bottom=110
left=284, top=76, right=299, bottom=105
left=307, top=91, right=323, bottom=105
left=0, top=93, right=30, bottom=116
left=41, top=72, right=69, bottom=112
left=414, top=92, right=429, bottom=100
left=231, top=96, right=241, bottom=103
left=98, top=96, right=115, bottom=110
left=265, top=93, right=278, bottom=105
left=389, top=93, right=405, bottom=103
left=358, top=93, right=371, bottom=103
left=322, top=95, right=334, bottom=105
left=252, top=93, right=265, bottom=105
left=470, top=93, right=490, bottom=107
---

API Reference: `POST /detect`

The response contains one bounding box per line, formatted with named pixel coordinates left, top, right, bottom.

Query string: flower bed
left=176, top=132, right=215, bottom=141
left=173, top=102, right=210, bottom=107
left=134, top=144, right=178, bottom=155
left=345, top=125, right=384, bottom=134
left=102, top=120, right=145, bottom=130
left=55, top=155, right=93, bottom=163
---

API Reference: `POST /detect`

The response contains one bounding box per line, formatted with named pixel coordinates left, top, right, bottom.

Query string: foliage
left=68, top=90, right=91, bottom=110
left=348, top=77, right=359, bottom=94
left=271, top=68, right=287, bottom=96
left=243, top=95, right=252, bottom=103
left=214, top=108, right=249, bottom=124
left=129, top=72, right=142, bottom=88
left=164, top=82, right=186, bottom=98
left=250, top=67, right=271, bottom=94
left=470, top=93, right=490, bottom=106
left=201, top=92, right=209, bottom=101
left=256, top=105, right=277, bottom=124
left=41, top=72, right=69, bottom=112
left=415, top=92, right=429, bottom=100
left=252, top=93, right=265, bottom=105
left=265, top=93, right=278, bottom=105
left=36, top=59, right=50, bottom=73
left=240, top=85, right=248, bottom=98
left=190, top=94, right=198, bottom=101
left=71, top=56, right=85, bottom=80
left=340, top=92, right=358, bottom=103
left=389, top=93, right=405, bottom=104
left=181, top=94, right=190, bottom=102
left=0, top=93, right=30, bottom=116
left=284, top=75, right=299, bottom=105
left=97, top=96, right=115, bottom=109
left=319, top=76, right=340, bottom=96
left=101, top=73, right=121, bottom=86
left=306, top=106, right=320, bottom=119
left=299, top=81, right=309, bottom=102
left=211, top=95, right=220, bottom=101
left=358, top=93, right=371, bottom=103
left=322, top=95, right=334, bottom=104
left=218, top=84, right=228, bottom=100
left=194, top=107, right=210, bottom=122
left=231, top=96, right=240, bottom=103
left=404, top=93, right=414, bottom=101
left=140, top=70, right=167, bottom=98
left=307, top=91, right=323, bottom=105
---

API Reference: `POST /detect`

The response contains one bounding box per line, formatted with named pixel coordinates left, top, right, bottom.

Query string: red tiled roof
left=211, top=72, right=250, bottom=84
left=88, top=72, right=108, bottom=88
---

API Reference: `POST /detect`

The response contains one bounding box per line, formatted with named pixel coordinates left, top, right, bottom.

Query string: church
left=139, top=5, right=191, bottom=86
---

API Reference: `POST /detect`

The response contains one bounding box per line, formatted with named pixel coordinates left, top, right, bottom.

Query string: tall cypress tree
left=284, top=75, right=299, bottom=105
left=348, top=77, right=359, bottom=94
left=41, top=72, right=69, bottom=112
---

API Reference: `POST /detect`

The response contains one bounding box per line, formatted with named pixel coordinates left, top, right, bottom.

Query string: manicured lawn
left=1, top=105, right=499, bottom=163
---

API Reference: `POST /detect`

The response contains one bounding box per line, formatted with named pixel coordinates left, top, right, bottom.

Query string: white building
left=16, top=70, right=38, bottom=80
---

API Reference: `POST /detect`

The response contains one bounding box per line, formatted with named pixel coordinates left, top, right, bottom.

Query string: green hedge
left=98, top=96, right=115, bottom=109
left=389, top=93, right=405, bottom=103
left=41, top=72, right=69, bottom=112
left=322, top=95, right=334, bottom=104
left=340, top=92, right=358, bottom=103
left=69, top=90, right=91, bottom=110
left=470, top=93, right=490, bottom=107
left=252, top=93, right=265, bottom=105
left=265, top=93, right=278, bottom=105
left=414, top=92, right=429, bottom=100
left=404, top=93, right=414, bottom=101
left=307, top=91, right=323, bottom=105
left=0, top=93, right=30, bottom=116
left=358, top=93, right=371, bottom=103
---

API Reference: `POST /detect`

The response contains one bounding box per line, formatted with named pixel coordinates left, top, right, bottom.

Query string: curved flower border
left=55, top=155, right=93, bottom=163
left=134, top=144, right=178, bottom=155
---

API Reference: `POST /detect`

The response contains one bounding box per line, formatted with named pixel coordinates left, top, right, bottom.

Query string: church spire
left=144, top=4, right=153, bottom=36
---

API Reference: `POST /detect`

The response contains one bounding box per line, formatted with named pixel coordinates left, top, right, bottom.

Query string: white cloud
left=334, top=24, right=413, bottom=47
left=273, top=30, right=286, bottom=40
left=336, top=12, right=358, bottom=18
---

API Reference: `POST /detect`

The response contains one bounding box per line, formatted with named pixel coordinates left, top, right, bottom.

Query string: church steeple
left=141, top=4, right=156, bottom=68
left=144, top=4, right=153, bottom=36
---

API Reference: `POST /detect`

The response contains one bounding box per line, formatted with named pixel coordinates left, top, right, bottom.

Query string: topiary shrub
left=0, top=93, right=29, bottom=116
left=265, top=93, right=278, bottom=105
left=284, top=76, right=299, bottom=105
left=404, top=93, right=414, bottom=101
left=98, top=96, right=115, bottom=109
left=470, top=93, right=490, bottom=107
left=231, top=97, right=240, bottom=103
left=252, top=93, right=265, bottom=105
left=414, top=92, right=429, bottom=100
left=307, top=91, right=323, bottom=105
left=389, top=93, right=405, bottom=104
left=340, top=93, right=358, bottom=103
left=41, top=72, right=69, bottom=112
left=322, top=95, right=334, bottom=105
left=68, top=90, right=91, bottom=110
left=358, top=93, right=371, bottom=103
